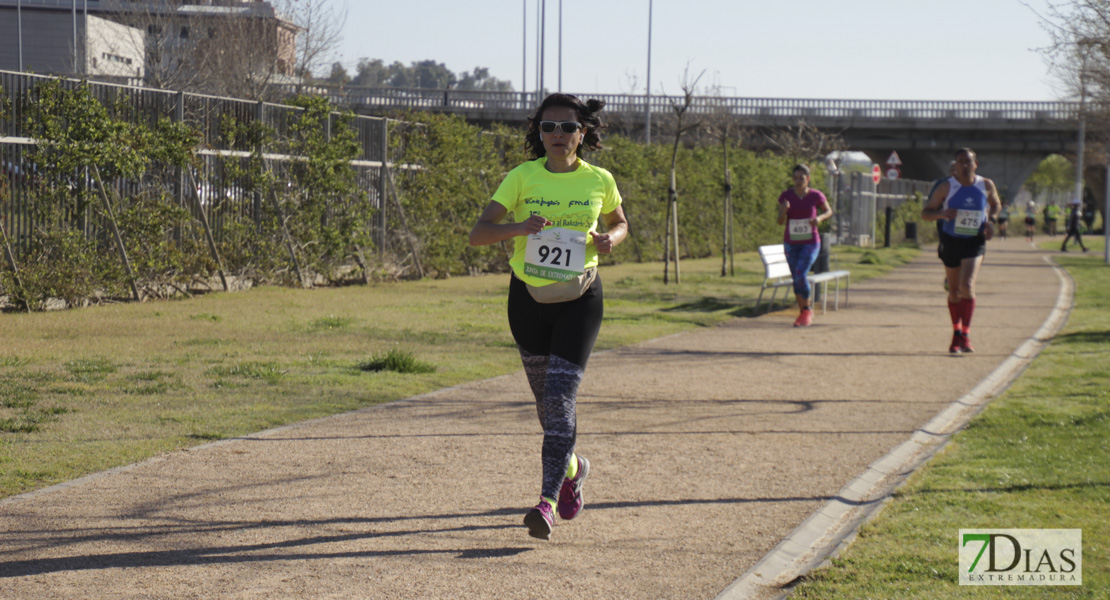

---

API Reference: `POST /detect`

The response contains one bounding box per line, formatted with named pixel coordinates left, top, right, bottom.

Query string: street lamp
left=17, top=0, right=23, bottom=71
left=825, top=155, right=842, bottom=243
left=644, top=0, right=653, bottom=144
left=522, top=0, right=527, bottom=109
left=1075, top=38, right=1109, bottom=264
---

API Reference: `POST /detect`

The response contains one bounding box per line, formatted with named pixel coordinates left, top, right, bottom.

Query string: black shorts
left=937, top=232, right=986, bottom=268
left=1024, top=216, right=1035, bottom=225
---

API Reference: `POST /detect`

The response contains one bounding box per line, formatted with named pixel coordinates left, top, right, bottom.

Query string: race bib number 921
left=524, top=227, right=588, bottom=282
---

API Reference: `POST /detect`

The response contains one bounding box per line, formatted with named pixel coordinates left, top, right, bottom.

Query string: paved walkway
left=0, top=237, right=1068, bottom=600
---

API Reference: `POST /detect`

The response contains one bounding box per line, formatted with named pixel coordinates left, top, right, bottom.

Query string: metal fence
left=832, top=173, right=935, bottom=247
left=277, top=84, right=1080, bottom=123
left=0, top=69, right=397, bottom=258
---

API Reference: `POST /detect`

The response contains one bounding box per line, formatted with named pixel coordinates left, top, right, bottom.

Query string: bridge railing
left=278, top=84, right=1079, bottom=122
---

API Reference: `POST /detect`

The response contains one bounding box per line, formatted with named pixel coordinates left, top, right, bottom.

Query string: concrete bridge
left=289, top=85, right=1082, bottom=202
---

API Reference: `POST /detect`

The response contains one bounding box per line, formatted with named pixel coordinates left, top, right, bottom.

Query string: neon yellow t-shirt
left=491, top=157, right=623, bottom=287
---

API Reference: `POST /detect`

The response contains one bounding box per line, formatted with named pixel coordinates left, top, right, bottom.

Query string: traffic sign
left=871, top=164, right=881, bottom=184
left=886, top=167, right=901, bottom=180
left=886, top=151, right=902, bottom=166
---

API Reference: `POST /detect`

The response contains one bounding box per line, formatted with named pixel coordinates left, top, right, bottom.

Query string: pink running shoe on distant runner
left=557, top=455, right=590, bottom=520
left=794, top=308, right=813, bottom=327
left=524, top=500, right=554, bottom=540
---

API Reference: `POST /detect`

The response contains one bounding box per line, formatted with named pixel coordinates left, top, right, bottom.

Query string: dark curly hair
left=523, top=93, right=606, bottom=159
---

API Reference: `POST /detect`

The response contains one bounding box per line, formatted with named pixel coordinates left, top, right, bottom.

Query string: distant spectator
left=997, top=202, right=1010, bottom=239
left=1044, top=203, right=1059, bottom=236
left=1061, top=199, right=1088, bottom=252
left=1024, top=200, right=1036, bottom=242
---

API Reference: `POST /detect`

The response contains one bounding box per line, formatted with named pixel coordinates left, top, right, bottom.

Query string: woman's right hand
left=520, top=214, right=553, bottom=235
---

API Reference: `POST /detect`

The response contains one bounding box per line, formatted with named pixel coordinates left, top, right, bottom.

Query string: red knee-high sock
left=960, top=298, right=976, bottom=333
left=947, top=301, right=962, bottom=330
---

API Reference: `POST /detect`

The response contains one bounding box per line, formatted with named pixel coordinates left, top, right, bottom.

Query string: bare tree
left=1030, top=1, right=1110, bottom=103
left=95, top=0, right=342, bottom=100
left=765, top=119, right=845, bottom=166
left=276, top=0, right=347, bottom=83
left=95, top=0, right=207, bottom=92
left=1029, top=0, right=1110, bottom=227
left=702, top=89, right=745, bottom=277
left=659, top=65, right=705, bottom=285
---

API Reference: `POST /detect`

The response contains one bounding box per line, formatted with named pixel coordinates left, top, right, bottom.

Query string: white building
left=0, top=1, right=144, bottom=82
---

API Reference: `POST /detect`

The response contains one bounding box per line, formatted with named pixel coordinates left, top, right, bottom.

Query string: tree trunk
left=91, top=166, right=142, bottom=302
left=0, top=217, right=28, bottom=311
left=267, top=188, right=307, bottom=288
left=385, top=166, right=425, bottom=279
left=185, top=170, right=230, bottom=292
left=722, top=166, right=732, bottom=277
left=663, top=197, right=671, bottom=285
left=668, top=127, right=682, bottom=285
left=669, top=168, right=681, bottom=285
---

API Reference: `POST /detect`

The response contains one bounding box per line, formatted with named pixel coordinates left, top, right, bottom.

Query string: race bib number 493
left=524, top=227, right=588, bottom=282
left=788, top=218, right=813, bottom=241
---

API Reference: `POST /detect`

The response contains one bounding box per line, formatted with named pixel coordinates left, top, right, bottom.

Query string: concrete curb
left=715, top=255, right=1075, bottom=600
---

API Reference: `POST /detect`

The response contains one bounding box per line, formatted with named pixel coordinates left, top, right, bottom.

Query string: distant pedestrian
left=1044, top=203, right=1059, bottom=236
left=997, top=202, right=1010, bottom=239
left=921, top=148, right=1001, bottom=354
left=469, top=93, right=628, bottom=541
left=776, top=164, right=833, bottom=327
left=1061, top=199, right=1088, bottom=252
left=1024, top=200, right=1036, bottom=242
left=1083, top=205, right=1095, bottom=233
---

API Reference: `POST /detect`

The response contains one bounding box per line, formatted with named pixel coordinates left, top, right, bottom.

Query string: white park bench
left=756, top=244, right=851, bottom=314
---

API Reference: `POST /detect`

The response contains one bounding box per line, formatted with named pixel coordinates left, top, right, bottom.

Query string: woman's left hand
left=590, top=231, right=615, bottom=254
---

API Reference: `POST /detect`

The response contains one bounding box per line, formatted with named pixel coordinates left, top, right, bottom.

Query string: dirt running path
left=0, top=238, right=1064, bottom=600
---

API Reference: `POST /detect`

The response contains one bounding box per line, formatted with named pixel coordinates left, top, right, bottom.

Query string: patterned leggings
left=508, top=274, right=604, bottom=500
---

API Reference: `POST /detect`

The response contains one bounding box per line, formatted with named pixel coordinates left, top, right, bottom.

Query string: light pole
left=539, top=0, right=546, bottom=98
left=825, top=155, right=842, bottom=244
left=1105, top=136, right=1110, bottom=264
left=17, top=0, right=23, bottom=71
left=521, top=0, right=527, bottom=108
left=558, top=0, right=562, bottom=92
left=73, top=0, right=78, bottom=74
left=645, top=0, right=653, bottom=144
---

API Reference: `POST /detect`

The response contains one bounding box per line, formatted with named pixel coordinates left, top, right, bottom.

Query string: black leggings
left=508, top=274, right=604, bottom=367
left=508, top=274, right=604, bottom=500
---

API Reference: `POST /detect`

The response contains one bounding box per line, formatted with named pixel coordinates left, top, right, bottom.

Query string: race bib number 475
left=524, top=227, right=588, bottom=281
left=955, top=209, right=984, bottom=236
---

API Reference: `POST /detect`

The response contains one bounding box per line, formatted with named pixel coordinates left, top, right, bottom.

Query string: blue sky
left=331, top=0, right=1065, bottom=101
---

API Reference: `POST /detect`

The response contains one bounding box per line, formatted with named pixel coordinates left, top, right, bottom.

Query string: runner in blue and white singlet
left=939, top=175, right=989, bottom=239
left=921, top=148, right=1001, bottom=355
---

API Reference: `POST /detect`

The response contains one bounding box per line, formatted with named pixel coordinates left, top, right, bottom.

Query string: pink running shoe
left=557, top=455, right=590, bottom=520
left=793, top=308, right=813, bottom=327
left=524, top=500, right=554, bottom=540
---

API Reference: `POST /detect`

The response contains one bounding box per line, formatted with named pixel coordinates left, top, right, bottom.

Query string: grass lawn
left=789, top=246, right=1109, bottom=599
left=0, top=244, right=916, bottom=499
